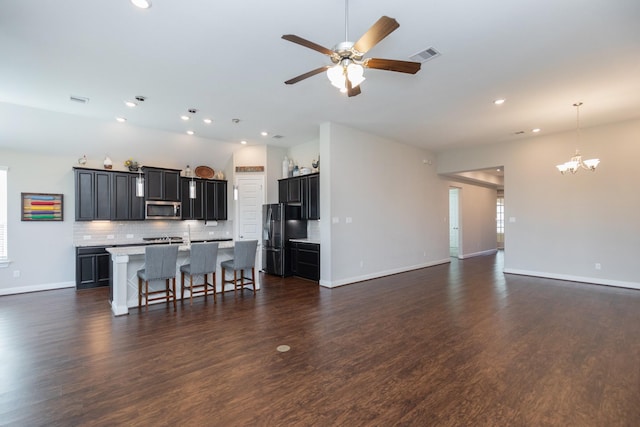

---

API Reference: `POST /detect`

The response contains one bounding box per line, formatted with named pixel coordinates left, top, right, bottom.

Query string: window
left=0, top=167, right=7, bottom=261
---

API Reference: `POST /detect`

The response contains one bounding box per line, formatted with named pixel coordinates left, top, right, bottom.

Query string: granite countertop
left=106, top=240, right=234, bottom=256
left=289, top=238, right=320, bottom=245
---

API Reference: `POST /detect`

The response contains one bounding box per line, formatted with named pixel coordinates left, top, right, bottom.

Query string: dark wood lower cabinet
left=76, top=246, right=111, bottom=290
left=291, top=242, right=320, bottom=281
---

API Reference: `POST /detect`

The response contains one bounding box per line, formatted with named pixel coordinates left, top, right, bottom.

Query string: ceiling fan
left=282, top=0, right=421, bottom=97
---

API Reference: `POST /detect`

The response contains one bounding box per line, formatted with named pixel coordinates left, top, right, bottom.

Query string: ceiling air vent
left=271, top=135, right=284, bottom=139
left=409, top=47, right=441, bottom=63
left=69, top=95, right=89, bottom=104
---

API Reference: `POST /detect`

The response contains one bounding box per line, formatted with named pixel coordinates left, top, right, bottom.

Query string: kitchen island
left=107, top=240, right=259, bottom=316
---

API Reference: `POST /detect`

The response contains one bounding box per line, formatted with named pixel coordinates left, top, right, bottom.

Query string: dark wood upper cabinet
left=75, top=169, right=95, bottom=221
left=278, top=173, right=320, bottom=220
left=75, top=168, right=144, bottom=221
left=74, top=168, right=111, bottom=221
left=304, top=173, right=320, bottom=220
left=205, top=180, right=227, bottom=221
left=111, top=172, right=144, bottom=221
left=142, top=167, right=181, bottom=201
left=181, top=178, right=205, bottom=220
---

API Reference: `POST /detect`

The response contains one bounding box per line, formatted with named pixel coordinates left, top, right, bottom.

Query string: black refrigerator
left=262, top=203, right=307, bottom=276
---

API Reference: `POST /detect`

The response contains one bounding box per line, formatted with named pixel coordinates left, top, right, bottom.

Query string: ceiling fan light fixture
left=327, top=64, right=346, bottom=89
left=347, top=63, right=365, bottom=87
left=327, top=62, right=365, bottom=91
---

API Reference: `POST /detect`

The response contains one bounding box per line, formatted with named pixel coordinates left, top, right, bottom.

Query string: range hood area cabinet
left=74, top=167, right=144, bottom=221
left=142, top=166, right=181, bottom=202
left=278, top=173, right=320, bottom=220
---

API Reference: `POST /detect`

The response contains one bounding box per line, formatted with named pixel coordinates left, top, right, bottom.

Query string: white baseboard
left=319, top=258, right=451, bottom=288
left=458, top=248, right=498, bottom=259
left=0, top=281, right=75, bottom=296
left=503, top=268, right=640, bottom=290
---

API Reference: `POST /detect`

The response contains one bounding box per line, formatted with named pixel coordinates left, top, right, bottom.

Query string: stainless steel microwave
left=145, top=200, right=181, bottom=220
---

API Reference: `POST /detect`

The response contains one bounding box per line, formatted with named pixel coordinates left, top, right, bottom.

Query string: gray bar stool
left=180, top=242, right=219, bottom=305
left=221, top=240, right=258, bottom=297
left=137, top=244, right=179, bottom=311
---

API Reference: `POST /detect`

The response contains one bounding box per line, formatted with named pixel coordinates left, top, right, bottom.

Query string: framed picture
left=21, top=193, right=64, bottom=221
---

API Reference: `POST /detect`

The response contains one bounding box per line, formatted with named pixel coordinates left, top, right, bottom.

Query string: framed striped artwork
left=21, top=193, right=63, bottom=221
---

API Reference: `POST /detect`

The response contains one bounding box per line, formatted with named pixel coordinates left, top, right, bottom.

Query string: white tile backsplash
left=307, top=220, right=320, bottom=241
left=73, top=220, right=233, bottom=246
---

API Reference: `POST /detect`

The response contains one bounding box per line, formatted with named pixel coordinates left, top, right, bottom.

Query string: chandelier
left=556, top=102, right=600, bottom=174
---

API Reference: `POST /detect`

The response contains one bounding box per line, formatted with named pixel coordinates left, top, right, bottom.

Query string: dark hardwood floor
left=1, top=252, right=639, bottom=426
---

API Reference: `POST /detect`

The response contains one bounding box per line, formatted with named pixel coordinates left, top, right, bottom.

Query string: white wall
left=288, top=139, right=320, bottom=172
left=448, top=181, right=498, bottom=258
left=438, top=118, right=640, bottom=288
left=319, top=122, right=450, bottom=288
left=266, top=145, right=287, bottom=203
left=0, top=149, right=76, bottom=294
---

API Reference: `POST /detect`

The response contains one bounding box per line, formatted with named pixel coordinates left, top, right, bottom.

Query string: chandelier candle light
left=556, top=102, right=600, bottom=174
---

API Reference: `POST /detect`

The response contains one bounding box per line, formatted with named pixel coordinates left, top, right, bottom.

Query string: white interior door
left=449, top=187, right=460, bottom=258
left=235, top=176, right=265, bottom=269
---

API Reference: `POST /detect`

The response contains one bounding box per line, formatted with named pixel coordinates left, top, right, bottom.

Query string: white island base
left=107, top=242, right=260, bottom=316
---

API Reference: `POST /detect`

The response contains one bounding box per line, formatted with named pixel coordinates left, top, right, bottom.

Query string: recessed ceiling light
left=532, top=128, right=541, bottom=133
left=261, top=131, right=268, bottom=136
left=240, top=140, right=247, bottom=145
left=494, top=99, right=506, bottom=105
left=180, top=115, right=190, bottom=121
left=131, top=0, right=151, bottom=9
left=116, top=117, right=127, bottom=123
left=124, top=101, right=137, bottom=108
left=203, top=118, right=212, bottom=124
left=186, top=130, right=194, bottom=135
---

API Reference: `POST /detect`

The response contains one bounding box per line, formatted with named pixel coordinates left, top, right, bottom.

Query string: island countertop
left=106, top=240, right=234, bottom=256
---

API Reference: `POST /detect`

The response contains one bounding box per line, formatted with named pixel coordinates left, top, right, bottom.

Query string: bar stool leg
left=172, top=277, right=177, bottom=311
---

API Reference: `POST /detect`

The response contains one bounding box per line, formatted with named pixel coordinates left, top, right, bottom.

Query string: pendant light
left=189, top=177, right=197, bottom=199
left=556, top=102, right=600, bottom=174
left=136, top=171, right=145, bottom=197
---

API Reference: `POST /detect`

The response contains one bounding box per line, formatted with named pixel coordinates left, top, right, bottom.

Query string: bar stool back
left=221, top=240, right=258, bottom=297
left=137, top=244, right=179, bottom=311
left=180, top=242, right=219, bottom=305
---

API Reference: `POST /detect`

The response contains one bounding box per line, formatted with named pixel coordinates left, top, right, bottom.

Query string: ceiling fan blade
left=352, top=16, right=399, bottom=54
left=347, top=83, right=361, bottom=97
left=282, top=34, right=336, bottom=57
left=284, top=66, right=331, bottom=85
left=364, top=58, right=421, bottom=74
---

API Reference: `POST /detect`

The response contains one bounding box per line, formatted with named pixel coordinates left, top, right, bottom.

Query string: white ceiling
left=1, top=0, right=639, bottom=154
